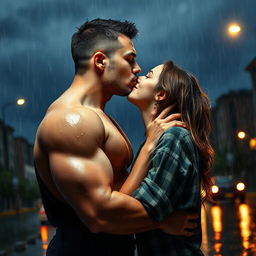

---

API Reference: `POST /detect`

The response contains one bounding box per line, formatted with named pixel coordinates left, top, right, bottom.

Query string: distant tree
left=18, top=176, right=40, bottom=207
left=0, top=167, right=15, bottom=210
left=0, top=168, right=15, bottom=199
left=0, top=166, right=40, bottom=209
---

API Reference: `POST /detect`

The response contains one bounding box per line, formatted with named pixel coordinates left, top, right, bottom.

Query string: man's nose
left=133, top=62, right=141, bottom=74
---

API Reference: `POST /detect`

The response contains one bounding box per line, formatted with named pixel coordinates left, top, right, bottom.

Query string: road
left=0, top=195, right=256, bottom=256
left=201, top=195, right=256, bottom=256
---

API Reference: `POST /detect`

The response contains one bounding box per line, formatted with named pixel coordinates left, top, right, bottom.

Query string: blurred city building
left=0, top=121, right=5, bottom=167
left=0, top=123, right=15, bottom=171
left=211, top=57, right=256, bottom=191
left=211, top=89, right=254, bottom=152
left=0, top=120, right=36, bottom=210
left=14, top=137, right=35, bottom=182
left=212, top=57, right=256, bottom=152
left=0, top=121, right=35, bottom=181
left=246, top=57, right=256, bottom=131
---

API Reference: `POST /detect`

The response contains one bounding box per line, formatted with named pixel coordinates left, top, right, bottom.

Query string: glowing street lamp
left=249, top=138, right=256, bottom=150
left=236, top=182, right=245, bottom=191
left=237, top=131, right=246, bottom=140
left=228, top=24, right=241, bottom=37
left=16, top=98, right=26, bottom=106
left=1, top=98, right=26, bottom=123
left=237, top=131, right=256, bottom=150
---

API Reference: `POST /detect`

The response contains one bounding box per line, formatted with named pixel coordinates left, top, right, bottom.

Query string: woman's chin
left=127, top=94, right=134, bottom=102
left=127, top=95, right=140, bottom=106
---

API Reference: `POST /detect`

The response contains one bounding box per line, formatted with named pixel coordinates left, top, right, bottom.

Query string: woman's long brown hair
left=155, top=61, right=214, bottom=203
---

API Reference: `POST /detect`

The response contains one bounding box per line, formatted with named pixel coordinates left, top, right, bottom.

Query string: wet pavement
left=0, top=195, right=256, bottom=256
left=202, top=195, right=256, bottom=256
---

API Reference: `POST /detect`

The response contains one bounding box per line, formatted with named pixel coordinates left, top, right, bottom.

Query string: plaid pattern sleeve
left=132, top=126, right=200, bottom=222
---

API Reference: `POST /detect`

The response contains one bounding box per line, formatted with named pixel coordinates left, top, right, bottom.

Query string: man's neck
left=68, top=72, right=112, bottom=110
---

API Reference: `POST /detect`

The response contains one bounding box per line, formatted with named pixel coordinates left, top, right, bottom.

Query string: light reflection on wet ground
left=40, top=225, right=49, bottom=256
left=38, top=198, right=256, bottom=256
left=201, top=196, right=256, bottom=256
left=1, top=196, right=256, bottom=256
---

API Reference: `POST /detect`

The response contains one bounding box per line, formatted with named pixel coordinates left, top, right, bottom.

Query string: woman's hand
left=120, top=105, right=186, bottom=195
left=160, top=210, right=198, bottom=236
left=144, top=104, right=186, bottom=152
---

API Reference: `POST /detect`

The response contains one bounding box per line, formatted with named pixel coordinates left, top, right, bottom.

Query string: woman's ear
left=154, top=90, right=167, bottom=102
left=93, top=51, right=107, bottom=72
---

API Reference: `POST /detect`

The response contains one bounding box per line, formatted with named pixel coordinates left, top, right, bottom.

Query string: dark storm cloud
left=134, top=0, right=256, bottom=101
left=0, top=16, right=31, bottom=39
left=0, top=0, right=255, bottom=149
left=16, top=1, right=86, bottom=26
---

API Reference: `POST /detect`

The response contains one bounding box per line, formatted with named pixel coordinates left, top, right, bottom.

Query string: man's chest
left=102, top=116, right=133, bottom=171
left=99, top=115, right=133, bottom=190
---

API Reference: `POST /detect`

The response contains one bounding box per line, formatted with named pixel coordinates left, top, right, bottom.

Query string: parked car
left=39, top=205, right=48, bottom=224
left=211, top=176, right=246, bottom=203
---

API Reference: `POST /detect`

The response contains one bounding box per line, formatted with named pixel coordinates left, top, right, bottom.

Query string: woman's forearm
left=120, top=143, right=153, bottom=195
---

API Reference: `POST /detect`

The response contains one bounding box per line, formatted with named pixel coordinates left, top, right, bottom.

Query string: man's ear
left=93, top=51, right=107, bottom=72
left=155, top=90, right=167, bottom=102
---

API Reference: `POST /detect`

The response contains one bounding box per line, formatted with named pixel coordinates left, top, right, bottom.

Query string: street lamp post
left=1, top=98, right=26, bottom=170
left=12, top=175, right=20, bottom=212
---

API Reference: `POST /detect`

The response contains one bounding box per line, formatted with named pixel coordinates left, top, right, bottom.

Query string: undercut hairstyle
left=155, top=61, right=214, bottom=203
left=71, top=19, right=138, bottom=74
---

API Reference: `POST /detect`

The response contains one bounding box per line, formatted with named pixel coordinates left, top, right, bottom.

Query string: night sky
left=1, top=0, right=255, bottom=154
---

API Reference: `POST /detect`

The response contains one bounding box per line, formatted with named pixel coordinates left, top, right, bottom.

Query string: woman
left=121, top=61, right=214, bottom=255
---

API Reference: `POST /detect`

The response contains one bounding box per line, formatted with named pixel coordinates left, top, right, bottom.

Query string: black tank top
left=35, top=166, right=135, bottom=256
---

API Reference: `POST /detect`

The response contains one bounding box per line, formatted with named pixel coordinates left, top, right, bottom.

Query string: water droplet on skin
left=65, top=113, right=80, bottom=127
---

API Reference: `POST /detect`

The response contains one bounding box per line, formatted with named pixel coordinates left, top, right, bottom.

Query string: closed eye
left=125, top=56, right=135, bottom=65
left=145, top=71, right=153, bottom=79
left=128, top=59, right=135, bottom=65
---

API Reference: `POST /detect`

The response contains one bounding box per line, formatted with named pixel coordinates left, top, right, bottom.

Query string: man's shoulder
left=39, top=106, right=104, bottom=133
left=36, top=106, right=105, bottom=152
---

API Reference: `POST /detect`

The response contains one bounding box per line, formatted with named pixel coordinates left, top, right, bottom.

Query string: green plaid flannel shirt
left=132, top=127, right=204, bottom=256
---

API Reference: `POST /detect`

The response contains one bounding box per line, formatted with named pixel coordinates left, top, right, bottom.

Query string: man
left=34, top=19, right=197, bottom=256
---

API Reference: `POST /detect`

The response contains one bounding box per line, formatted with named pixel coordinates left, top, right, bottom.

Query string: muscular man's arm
left=36, top=108, right=163, bottom=234
left=49, top=151, right=162, bottom=234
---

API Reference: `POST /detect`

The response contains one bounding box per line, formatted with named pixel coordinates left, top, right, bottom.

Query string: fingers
left=163, top=113, right=181, bottom=122
left=155, top=109, right=187, bottom=130
left=156, top=104, right=176, bottom=119
left=188, top=213, right=199, bottom=220
left=166, top=121, right=187, bottom=129
left=186, top=221, right=197, bottom=229
left=182, top=230, right=194, bottom=237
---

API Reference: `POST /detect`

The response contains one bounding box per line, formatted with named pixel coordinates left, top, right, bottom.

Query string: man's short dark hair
left=71, top=19, right=138, bottom=74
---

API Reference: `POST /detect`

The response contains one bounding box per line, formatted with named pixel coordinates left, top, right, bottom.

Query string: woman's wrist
left=141, top=141, right=155, bottom=154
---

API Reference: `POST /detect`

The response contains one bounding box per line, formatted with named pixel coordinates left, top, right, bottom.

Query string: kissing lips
left=129, top=77, right=138, bottom=89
